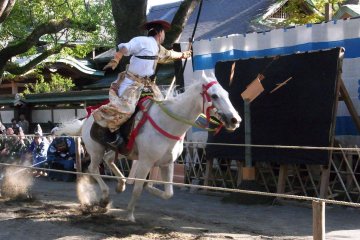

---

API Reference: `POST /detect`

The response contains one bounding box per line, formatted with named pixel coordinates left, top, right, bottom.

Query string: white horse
left=55, top=72, right=241, bottom=222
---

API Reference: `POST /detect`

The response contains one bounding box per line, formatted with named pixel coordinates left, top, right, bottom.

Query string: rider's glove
left=103, top=59, right=119, bottom=71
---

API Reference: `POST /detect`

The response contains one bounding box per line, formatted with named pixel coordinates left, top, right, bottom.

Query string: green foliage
left=283, top=0, right=344, bottom=25
left=60, top=44, right=94, bottom=58
left=0, top=0, right=115, bottom=63
left=23, top=73, right=75, bottom=94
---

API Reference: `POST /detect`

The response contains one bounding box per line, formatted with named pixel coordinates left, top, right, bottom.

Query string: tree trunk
left=0, top=0, right=16, bottom=24
left=111, top=0, right=200, bottom=47
left=110, top=0, right=147, bottom=45
left=164, top=0, right=201, bottom=48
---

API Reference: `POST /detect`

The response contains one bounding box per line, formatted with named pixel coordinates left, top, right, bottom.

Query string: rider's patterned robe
left=93, top=36, right=180, bottom=132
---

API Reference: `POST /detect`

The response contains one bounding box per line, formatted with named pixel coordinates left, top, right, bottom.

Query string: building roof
left=333, top=4, right=360, bottom=19
left=23, top=89, right=108, bottom=104
left=48, top=57, right=105, bottom=77
left=147, top=0, right=279, bottom=42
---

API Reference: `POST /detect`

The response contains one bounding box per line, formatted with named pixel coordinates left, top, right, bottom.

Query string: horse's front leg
left=103, top=150, right=126, bottom=193
left=145, top=162, right=174, bottom=200
left=126, top=162, right=152, bottom=222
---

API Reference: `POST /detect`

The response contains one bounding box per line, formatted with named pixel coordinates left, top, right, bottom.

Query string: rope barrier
left=0, top=162, right=359, bottom=208
left=1, top=134, right=359, bottom=151
left=184, top=141, right=360, bottom=152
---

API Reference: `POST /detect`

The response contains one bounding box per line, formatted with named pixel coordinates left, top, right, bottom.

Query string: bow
left=165, top=0, right=204, bottom=99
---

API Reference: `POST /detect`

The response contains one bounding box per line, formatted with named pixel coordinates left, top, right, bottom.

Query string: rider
left=92, top=20, right=192, bottom=150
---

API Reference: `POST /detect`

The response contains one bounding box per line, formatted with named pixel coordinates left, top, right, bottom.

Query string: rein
left=127, top=97, right=185, bottom=151
left=158, top=80, right=223, bottom=133
left=126, top=82, right=224, bottom=150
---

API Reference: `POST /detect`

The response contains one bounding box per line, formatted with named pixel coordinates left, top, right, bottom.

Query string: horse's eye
left=211, top=94, right=218, bottom=100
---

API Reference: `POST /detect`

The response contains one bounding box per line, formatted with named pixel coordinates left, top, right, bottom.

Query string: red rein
left=127, top=81, right=222, bottom=150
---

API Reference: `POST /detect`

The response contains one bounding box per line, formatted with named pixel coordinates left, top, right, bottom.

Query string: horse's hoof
left=116, top=181, right=126, bottom=193
left=99, top=198, right=110, bottom=208
left=126, top=214, right=136, bottom=223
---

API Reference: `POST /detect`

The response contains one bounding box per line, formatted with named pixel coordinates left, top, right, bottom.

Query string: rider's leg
left=90, top=122, right=125, bottom=151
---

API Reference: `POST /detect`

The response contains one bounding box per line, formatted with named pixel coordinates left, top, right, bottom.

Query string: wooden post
left=312, top=200, right=325, bottom=240
left=204, top=158, right=214, bottom=186
left=75, top=137, right=82, bottom=174
left=277, top=165, right=288, bottom=194
left=236, top=161, right=244, bottom=186
left=345, top=153, right=354, bottom=189
left=11, top=81, right=18, bottom=94
left=173, top=163, right=185, bottom=183
left=339, top=79, right=360, bottom=133
left=242, top=100, right=256, bottom=181
left=320, top=165, right=330, bottom=198
left=325, top=3, right=332, bottom=21
left=242, top=167, right=256, bottom=181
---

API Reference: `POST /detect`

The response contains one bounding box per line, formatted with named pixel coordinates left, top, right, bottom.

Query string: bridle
left=200, top=81, right=222, bottom=128
left=126, top=81, right=224, bottom=150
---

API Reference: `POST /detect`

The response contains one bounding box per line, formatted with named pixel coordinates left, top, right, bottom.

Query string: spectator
left=0, top=127, right=27, bottom=162
left=47, top=135, right=76, bottom=181
left=28, top=131, right=49, bottom=177
left=0, top=121, right=5, bottom=135
left=1, top=128, right=16, bottom=157
left=18, top=114, right=30, bottom=134
left=11, top=118, right=20, bottom=135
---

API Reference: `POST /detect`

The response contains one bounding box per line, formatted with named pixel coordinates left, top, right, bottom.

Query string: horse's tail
left=53, top=118, right=85, bottom=136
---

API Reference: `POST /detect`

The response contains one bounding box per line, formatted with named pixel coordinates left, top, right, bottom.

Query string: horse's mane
left=164, top=81, right=201, bottom=103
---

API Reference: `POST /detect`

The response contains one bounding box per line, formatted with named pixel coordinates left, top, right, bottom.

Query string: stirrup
left=107, top=132, right=124, bottom=150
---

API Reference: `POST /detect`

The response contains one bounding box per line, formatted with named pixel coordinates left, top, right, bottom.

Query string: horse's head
left=200, top=71, right=241, bottom=131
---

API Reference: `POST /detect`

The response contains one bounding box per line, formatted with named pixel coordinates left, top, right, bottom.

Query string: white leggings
left=117, top=77, right=135, bottom=96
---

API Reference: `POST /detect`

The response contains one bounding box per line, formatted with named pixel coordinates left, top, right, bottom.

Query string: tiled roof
left=333, top=4, right=360, bottom=19
left=147, top=0, right=279, bottom=42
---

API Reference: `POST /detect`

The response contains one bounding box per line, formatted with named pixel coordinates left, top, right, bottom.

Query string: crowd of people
left=0, top=115, right=77, bottom=182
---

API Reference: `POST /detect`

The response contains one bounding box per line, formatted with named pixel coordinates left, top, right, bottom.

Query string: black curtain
left=206, top=48, right=343, bottom=165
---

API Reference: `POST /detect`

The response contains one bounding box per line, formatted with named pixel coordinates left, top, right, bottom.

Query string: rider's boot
left=90, top=122, right=129, bottom=154
left=107, top=129, right=124, bottom=150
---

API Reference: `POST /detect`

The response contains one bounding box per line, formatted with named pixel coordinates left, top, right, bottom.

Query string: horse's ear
left=200, top=70, right=217, bottom=82
left=208, top=71, right=217, bottom=81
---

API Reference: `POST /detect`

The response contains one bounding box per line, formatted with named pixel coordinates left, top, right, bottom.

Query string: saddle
left=90, top=89, right=154, bottom=155
left=90, top=113, right=136, bottom=156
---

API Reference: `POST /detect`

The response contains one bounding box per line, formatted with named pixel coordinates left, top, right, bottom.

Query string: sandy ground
left=0, top=177, right=359, bottom=240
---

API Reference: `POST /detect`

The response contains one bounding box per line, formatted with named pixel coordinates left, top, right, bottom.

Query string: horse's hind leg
left=145, top=162, right=174, bottom=199
left=103, top=150, right=126, bottom=193
left=126, top=162, right=152, bottom=222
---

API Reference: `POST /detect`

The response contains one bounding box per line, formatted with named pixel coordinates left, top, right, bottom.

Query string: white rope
left=184, top=141, right=360, bottom=152
left=2, top=134, right=358, bottom=152
left=0, top=162, right=360, bottom=208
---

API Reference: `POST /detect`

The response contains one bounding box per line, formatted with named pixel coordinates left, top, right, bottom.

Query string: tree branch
left=0, top=0, right=16, bottom=24
left=0, top=18, right=96, bottom=74
left=4, top=44, right=67, bottom=75
left=2, top=71, right=40, bottom=83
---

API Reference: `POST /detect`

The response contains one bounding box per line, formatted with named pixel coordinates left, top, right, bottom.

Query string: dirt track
left=0, top=178, right=359, bottom=240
